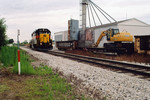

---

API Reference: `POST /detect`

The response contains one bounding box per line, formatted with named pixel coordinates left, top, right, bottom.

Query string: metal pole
left=17, top=29, right=20, bottom=49
left=18, top=50, right=21, bottom=75
left=81, top=0, right=87, bottom=39
left=17, top=29, right=21, bottom=75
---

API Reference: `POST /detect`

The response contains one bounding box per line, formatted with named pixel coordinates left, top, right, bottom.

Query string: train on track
left=30, top=28, right=53, bottom=51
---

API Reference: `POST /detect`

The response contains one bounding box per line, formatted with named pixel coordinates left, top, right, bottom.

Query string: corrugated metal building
left=54, top=31, right=68, bottom=42
left=54, top=19, right=79, bottom=42
left=68, top=19, right=79, bottom=41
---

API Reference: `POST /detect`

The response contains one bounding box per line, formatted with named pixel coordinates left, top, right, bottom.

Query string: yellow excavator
left=94, top=28, right=134, bottom=54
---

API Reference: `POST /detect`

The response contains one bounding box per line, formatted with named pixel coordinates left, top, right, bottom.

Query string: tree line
left=0, top=18, right=14, bottom=48
left=0, top=18, right=7, bottom=47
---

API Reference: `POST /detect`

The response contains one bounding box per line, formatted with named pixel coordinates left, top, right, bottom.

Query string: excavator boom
left=95, top=31, right=106, bottom=47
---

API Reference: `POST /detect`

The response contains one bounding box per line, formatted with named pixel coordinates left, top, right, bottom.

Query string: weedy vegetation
left=18, top=66, right=87, bottom=100
left=0, top=46, right=35, bottom=74
left=0, top=46, right=90, bottom=100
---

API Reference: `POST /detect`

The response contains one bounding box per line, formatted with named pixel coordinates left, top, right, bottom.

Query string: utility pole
left=17, top=29, right=20, bottom=48
left=17, top=29, right=21, bottom=75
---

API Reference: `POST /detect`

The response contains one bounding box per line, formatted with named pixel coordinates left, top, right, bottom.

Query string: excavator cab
left=106, top=29, right=119, bottom=41
left=112, top=29, right=119, bottom=36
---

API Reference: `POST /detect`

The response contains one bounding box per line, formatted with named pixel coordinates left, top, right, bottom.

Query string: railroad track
left=48, top=51, right=150, bottom=78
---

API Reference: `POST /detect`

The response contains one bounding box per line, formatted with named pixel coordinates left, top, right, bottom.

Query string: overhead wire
left=87, top=3, right=91, bottom=28
left=90, top=0, right=117, bottom=22
left=90, top=2, right=102, bottom=25
left=85, top=0, right=117, bottom=27
left=89, top=3, right=96, bottom=26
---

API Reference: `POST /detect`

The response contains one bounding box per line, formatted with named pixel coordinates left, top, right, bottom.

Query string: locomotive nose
left=40, top=34, right=49, bottom=43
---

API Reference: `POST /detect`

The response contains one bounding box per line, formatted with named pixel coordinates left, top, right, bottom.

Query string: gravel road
left=22, top=47, right=150, bottom=100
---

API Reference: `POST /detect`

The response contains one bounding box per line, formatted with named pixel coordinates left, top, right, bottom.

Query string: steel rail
left=48, top=51, right=150, bottom=77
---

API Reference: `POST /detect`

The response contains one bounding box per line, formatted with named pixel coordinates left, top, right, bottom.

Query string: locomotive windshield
left=35, top=29, right=51, bottom=35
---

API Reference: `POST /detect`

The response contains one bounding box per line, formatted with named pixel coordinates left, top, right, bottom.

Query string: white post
left=18, top=50, right=21, bottom=75
left=18, top=62, right=21, bottom=75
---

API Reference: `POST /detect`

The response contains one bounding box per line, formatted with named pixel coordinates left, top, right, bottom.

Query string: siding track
left=47, top=51, right=150, bottom=78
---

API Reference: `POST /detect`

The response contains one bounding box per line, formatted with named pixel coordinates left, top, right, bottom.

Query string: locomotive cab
left=30, top=28, right=53, bottom=50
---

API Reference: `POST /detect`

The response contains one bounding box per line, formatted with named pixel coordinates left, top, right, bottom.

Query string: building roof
left=54, top=30, right=68, bottom=34
left=89, top=18, right=150, bottom=30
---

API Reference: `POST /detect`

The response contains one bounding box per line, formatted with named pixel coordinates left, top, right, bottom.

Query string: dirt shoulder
left=0, top=67, right=33, bottom=100
left=66, top=50, right=150, bottom=64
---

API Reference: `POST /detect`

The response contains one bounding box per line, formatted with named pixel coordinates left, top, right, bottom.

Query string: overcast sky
left=0, top=0, right=150, bottom=42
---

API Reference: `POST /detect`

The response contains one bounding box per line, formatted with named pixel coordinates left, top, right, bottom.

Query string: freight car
left=30, top=28, right=53, bottom=50
left=56, top=40, right=78, bottom=50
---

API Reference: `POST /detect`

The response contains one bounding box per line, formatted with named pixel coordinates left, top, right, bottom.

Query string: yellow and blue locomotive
left=30, top=28, right=53, bottom=50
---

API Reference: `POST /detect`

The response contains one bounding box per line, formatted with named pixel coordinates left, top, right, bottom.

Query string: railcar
left=30, top=28, right=53, bottom=50
left=56, top=40, right=78, bottom=50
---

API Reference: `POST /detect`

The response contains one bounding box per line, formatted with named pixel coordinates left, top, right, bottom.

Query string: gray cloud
left=95, top=0, right=150, bottom=7
left=0, top=0, right=79, bottom=15
left=0, top=0, right=150, bottom=43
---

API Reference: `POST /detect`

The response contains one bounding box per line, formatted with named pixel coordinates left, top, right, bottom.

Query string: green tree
left=20, top=40, right=29, bottom=46
left=8, top=39, right=14, bottom=44
left=0, top=18, right=7, bottom=47
left=23, top=40, right=28, bottom=44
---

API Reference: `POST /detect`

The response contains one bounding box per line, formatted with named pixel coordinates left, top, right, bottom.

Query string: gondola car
left=30, top=28, right=53, bottom=50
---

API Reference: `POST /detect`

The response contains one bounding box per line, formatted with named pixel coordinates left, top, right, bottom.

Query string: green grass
left=0, top=46, right=17, bottom=66
left=0, top=46, right=35, bottom=74
left=18, top=66, right=90, bottom=100
left=13, top=50, right=35, bottom=75
left=35, top=65, right=53, bottom=76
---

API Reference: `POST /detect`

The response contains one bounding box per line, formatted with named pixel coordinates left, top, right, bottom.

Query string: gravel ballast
left=22, top=47, right=150, bottom=100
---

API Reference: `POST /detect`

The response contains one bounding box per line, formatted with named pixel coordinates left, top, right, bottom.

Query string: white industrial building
left=54, top=18, right=150, bottom=47
left=93, top=18, right=150, bottom=47
left=54, top=30, right=68, bottom=41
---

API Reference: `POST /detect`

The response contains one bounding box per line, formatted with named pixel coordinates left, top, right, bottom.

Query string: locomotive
left=30, top=28, right=53, bottom=50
